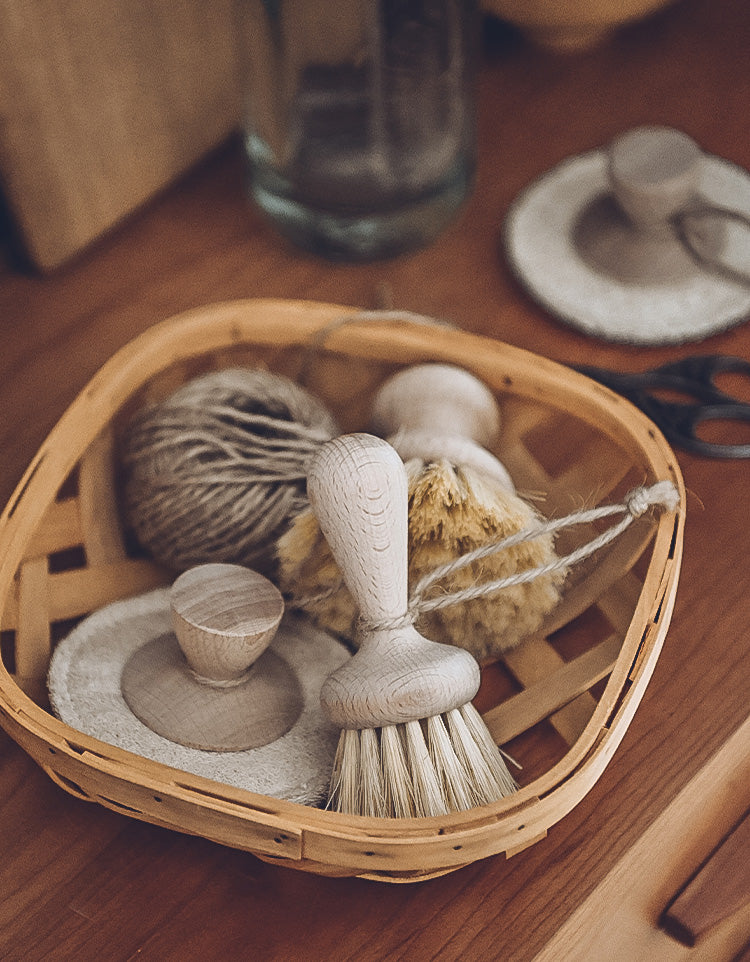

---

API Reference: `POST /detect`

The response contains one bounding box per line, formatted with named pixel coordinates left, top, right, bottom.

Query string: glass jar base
left=249, top=168, right=474, bottom=261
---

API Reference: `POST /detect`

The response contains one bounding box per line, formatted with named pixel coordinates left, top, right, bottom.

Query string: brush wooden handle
left=370, top=363, right=514, bottom=490
left=170, top=563, right=284, bottom=683
left=370, top=363, right=501, bottom=447
left=387, top=429, right=516, bottom=492
left=308, top=433, right=481, bottom=730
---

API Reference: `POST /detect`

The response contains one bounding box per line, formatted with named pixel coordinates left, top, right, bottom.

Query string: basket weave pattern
left=0, top=300, right=684, bottom=881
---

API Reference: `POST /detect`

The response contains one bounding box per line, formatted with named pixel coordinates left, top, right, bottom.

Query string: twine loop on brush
left=336, top=481, right=680, bottom=633
left=186, top=666, right=255, bottom=689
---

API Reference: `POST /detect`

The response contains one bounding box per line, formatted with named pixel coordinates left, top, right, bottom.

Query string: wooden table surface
left=1, top=1, right=749, bottom=958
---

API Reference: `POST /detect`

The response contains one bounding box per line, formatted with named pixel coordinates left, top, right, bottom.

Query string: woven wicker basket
left=0, top=299, right=684, bottom=882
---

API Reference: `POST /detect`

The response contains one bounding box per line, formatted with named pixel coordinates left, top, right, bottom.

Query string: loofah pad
left=277, top=459, right=566, bottom=662
left=48, top=589, right=350, bottom=807
left=503, top=149, right=750, bottom=345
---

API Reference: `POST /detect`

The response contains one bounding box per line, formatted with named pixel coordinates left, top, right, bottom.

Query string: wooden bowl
left=0, top=299, right=684, bottom=882
left=482, top=0, right=679, bottom=51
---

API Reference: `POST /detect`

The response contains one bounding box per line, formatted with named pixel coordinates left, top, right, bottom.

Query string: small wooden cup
left=574, top=124, right=725, bottom=285
left=121, top=563, right=302, bottom=752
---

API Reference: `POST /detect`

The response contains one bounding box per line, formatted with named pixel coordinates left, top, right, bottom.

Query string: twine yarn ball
left=121, top=368, right=339, bottom=573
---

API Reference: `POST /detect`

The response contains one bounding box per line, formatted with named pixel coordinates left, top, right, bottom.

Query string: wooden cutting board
left=0, top=0, right=242, bottom=270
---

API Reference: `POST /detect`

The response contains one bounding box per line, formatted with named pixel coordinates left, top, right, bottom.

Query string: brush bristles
left=403, top=720, right=450, bottom=817
left=446, top=704, right=519, bottom=800
left=359, top=728, right=386, bottom=818
left=380, top=725, right=414, bottom=818
left=426, top=714, right=476, bottom=812
left=327, top=709, right=517, bottom=818
left=328, top=728, right=360, bottom=815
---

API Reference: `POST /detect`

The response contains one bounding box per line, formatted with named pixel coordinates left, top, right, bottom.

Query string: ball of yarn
left=120, top=367, right=339, bottom=573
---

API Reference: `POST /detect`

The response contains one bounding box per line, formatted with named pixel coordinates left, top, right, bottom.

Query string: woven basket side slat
left=499, top=435, right=632, bottom=517
left=137, top=360, right=199, bottom=406
left=502, top=637, right=597, bottom=746
left=1, top=560, right=168, bottom=631
left=46, top=560, right=169, bottom=625
left=24, top=498, right=82, bottom=561
left=597, top=573, right=645, bottom=635
left=0, top=579, right=19, bottom=631
left=39, top=748, right=306, bottom=862
left=484, top=632, right=621, bottom=744
left=542, top=524, right=654, bottom=638
left=302, top=355, right=396, bottom=432
left=494, top=395, right=552, bottom=442
left=14, top=556, right=51, bottom=694
left=77, top=428, right=127, bottom=566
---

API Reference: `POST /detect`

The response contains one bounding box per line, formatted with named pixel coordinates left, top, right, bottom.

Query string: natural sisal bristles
left=327, top=712, right=517, bottom=818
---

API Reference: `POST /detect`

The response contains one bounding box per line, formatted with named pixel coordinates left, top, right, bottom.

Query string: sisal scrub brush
left=308, top=433, right=517, bottom=817
left=277, top=363, right=566, bottom=662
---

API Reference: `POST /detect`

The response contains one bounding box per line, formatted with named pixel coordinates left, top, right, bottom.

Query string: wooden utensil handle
left=370, top=363, right=501, bottom=446
left=309, top=434, right=481, bottom=730
left=660, top=808, right=750, bottom=947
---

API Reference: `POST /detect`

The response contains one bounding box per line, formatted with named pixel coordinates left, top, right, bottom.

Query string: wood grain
left=660, top=809, right=750, bottom=947
left=0, top=0, right=749, bottom=956
left=170, top=564, right=284, bottom=682
left=370, top=363, right=502, bottom=447
left=309, top=434, right=481, bottom=729
left=0, top=0, right=241, bottom=269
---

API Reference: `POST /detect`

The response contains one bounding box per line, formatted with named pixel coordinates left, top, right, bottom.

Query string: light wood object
left=0, top=0, right=241, bottom=269
left=533, top=712, right=750, bottom=961
left=309, top=434, right=481, bottom=730
left=660, top=808, right=750, bottom=948
left=120, top=563, right=299, bottom=753
left=371, top=363, right=502, bottom=449
left=306, top=432, right=515, bottom=817
left=370, top=362, right=515, bottom=490
left=0, top=299, right=683, bottom=880
left=365, top=361, right=565, bottom=659
left=481, top=0, right=679, bottom=51
left=608, top=125, right=703, bottom=232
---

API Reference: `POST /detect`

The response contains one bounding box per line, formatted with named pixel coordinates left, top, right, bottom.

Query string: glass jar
left=238, top=0, right=478, bottom=260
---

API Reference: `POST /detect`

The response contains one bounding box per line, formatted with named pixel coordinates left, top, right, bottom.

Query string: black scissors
left=575, top=355, right=750, bottom=458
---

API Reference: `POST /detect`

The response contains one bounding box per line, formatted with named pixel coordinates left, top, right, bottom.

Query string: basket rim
left=0, top=298, right=685, bottom=862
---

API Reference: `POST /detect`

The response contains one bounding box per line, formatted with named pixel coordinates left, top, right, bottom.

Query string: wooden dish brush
left=307, top=433, right=518, bottom=818
left=278, top=362, right=566, bottom=661
left=119, top=366, right=339, bottom=576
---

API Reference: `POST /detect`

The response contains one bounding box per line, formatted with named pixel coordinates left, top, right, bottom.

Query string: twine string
left=298, top=309, right=457, bottom=387
left=186, top=666, right=255, bottom=689
left=672, top=203, right=750, bottom=288
left=331, top=480, right=680, bottom=635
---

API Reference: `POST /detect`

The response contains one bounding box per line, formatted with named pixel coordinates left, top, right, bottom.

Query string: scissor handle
left=649, top=355, right=750, bottom=404
left=639, top=396, right=750, bottom=459
left=575, top=357, right=750, bottom=458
